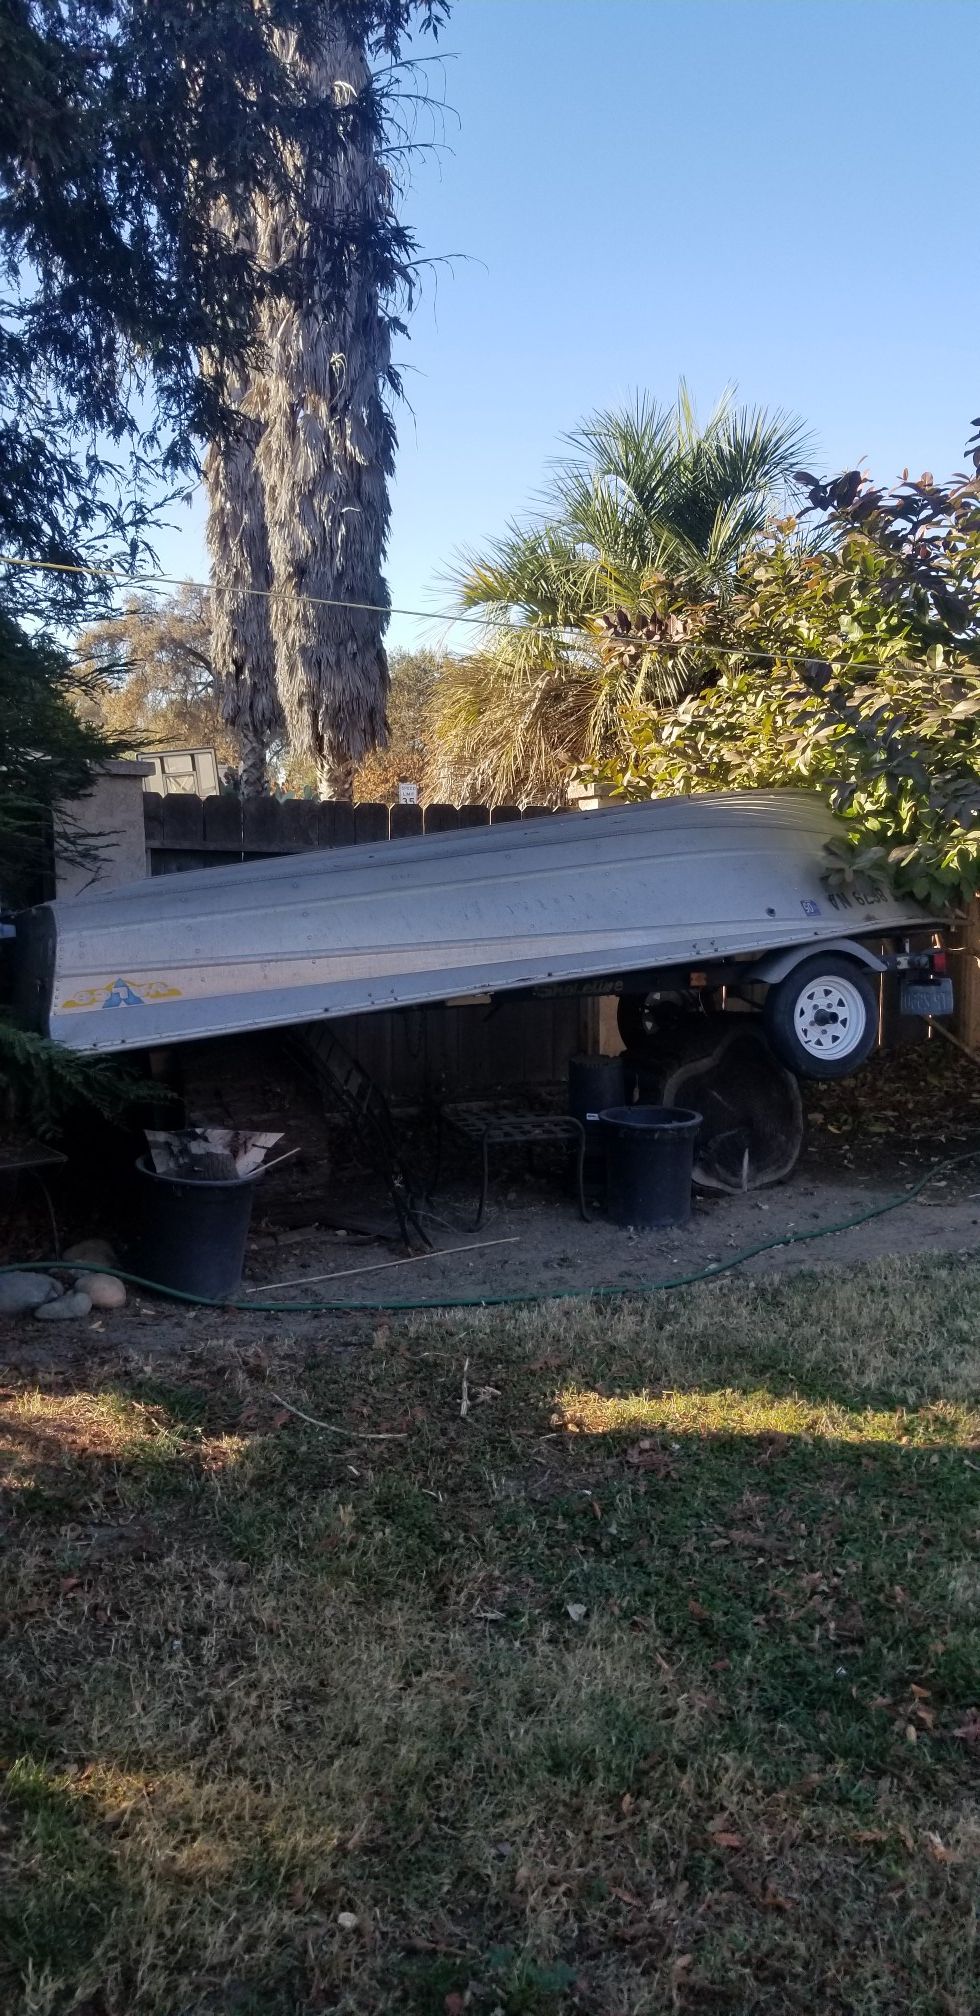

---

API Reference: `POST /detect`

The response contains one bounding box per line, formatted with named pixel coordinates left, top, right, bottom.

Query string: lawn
left=1, top=1258, right=979, bottom=2015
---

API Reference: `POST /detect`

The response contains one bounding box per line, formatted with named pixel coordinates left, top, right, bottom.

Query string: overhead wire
left=0, top=549, right=972, bottom=680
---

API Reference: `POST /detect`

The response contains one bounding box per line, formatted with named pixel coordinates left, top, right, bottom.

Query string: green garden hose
left=1, top=1146, right=977, bottom=1314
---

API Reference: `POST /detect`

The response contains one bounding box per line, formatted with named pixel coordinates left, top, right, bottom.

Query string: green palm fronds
left=434, top=385, right=812, bottom=804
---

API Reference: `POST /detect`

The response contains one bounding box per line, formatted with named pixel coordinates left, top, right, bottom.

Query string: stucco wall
left=55, top=761, right=152, bottom=899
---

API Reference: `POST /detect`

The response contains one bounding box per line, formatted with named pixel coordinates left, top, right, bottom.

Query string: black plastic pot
left=600, top=1105, right=702, bottom=1230
left=568, top=1053, right=627, bottom=1160
left=132, top=1156, right=261, bottom=1300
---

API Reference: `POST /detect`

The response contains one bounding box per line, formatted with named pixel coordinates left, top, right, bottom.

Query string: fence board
left=490, top=804, right=521, bottom=824
left=162, top=795, right=204, bottom=848
left=318, top=801, right=355, bottom=849
left=457, top=805, right=490, bottom=829
left=242, top=798, right=286, bottom=852
left=354, top=802, right=388, bottom=846
left=424, top=803, right=459, bottom=834
left=389, top=803, right=423, bottom=841
left=275, top=799, right=320, bottom=852
left=203, top=795, right=243, bottom=852
left=143, top=791, right=165, bottom=851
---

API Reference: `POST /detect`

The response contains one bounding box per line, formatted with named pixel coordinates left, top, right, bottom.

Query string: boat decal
left=800, top=899, right=822, bottom=916
left=62, top=977, right=183, bottom=1012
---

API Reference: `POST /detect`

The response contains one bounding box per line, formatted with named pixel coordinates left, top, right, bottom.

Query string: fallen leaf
left=337, top=1911, right=359, bottom=1932
left=626, top=1441, right=676, bottom=1476
left=951, top=1709, right=980, bottom=1743
left=566, top=1602, right=587, bottom=1624
left=924, top=1831, right=957, bottom=1864
left=59, top=1576, right=82, bottom=1596
left=687, top=1598, right=710, bottom=1621
left=709, top=1831, right=746, bottom=1850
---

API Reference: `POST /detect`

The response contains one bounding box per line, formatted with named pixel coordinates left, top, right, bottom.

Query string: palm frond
left=438, top=383, right=817, bottom=803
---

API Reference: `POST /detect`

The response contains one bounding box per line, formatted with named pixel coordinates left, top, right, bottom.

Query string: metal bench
left=437, top=1102, right=589, bottom=1229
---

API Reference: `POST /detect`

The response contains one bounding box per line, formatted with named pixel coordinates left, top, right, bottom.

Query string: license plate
left=900, top=978, right=954, bottom=1018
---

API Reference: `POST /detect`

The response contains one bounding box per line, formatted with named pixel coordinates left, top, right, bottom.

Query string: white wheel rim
left=793, top=974, right=867, bottom=1060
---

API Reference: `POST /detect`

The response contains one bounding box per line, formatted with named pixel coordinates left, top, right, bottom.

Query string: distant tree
left=74, top=587, right=244, bottom=766
left=280, top=648, right=446, bottom=800
left=353, top=649, right=446, bottom=801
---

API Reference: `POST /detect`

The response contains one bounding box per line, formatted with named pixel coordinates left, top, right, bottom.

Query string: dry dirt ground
left=4, top=1036, right=980, bottom=1368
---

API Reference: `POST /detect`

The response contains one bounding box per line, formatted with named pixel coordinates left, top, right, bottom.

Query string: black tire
left=763, top=955, right=878, bottom=1080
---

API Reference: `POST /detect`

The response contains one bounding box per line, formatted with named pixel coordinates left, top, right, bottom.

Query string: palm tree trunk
left=316, top=738, right=355, bottom=801
left=203, top=200, right=284, bottom=799
left=239, top=725, right=270, bottom=798
left=253, top=20, right=392, bottom=790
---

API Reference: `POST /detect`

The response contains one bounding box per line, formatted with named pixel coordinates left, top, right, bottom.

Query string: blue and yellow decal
left=62, top=977, right=183, bottom=1012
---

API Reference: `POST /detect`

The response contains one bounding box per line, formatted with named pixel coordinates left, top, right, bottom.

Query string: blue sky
left=153, top=0, right=980, bottom=651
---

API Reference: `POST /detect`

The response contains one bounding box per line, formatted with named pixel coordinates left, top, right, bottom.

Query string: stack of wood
left=145, top=1128, right=284, bottom=1183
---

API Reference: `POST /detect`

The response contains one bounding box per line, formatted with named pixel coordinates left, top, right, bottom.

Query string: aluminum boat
left=9, top=790, right=941, bottom=1058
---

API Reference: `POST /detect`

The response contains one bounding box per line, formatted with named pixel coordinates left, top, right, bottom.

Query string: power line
left=0, top=548, right=974, bottom=681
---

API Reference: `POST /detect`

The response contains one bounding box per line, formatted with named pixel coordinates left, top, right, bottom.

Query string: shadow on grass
left=2, top=1267, right=980, bottom=2015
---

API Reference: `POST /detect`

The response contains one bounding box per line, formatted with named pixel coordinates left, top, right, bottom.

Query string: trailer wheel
left=763, top=956, right=878, bottom=1079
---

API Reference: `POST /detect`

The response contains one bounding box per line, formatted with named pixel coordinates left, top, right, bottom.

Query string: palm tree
left=253, top=16, right=397, bottom=799
left=204, top=4, right=446, bottom=800
left=204, top=370, right=284, bottom=798
left=432, top=386, right=812, bottom=805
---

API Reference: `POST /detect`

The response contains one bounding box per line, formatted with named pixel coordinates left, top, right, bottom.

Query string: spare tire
left=763, top=955, right=878, bottom=1080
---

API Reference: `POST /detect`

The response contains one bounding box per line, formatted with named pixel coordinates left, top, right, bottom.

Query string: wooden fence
left=143, top=793, right=553, bottom=875
left=141, top=794, right=588, bottom=1100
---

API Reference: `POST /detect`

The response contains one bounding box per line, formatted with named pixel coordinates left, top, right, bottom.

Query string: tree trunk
left=239, top=726, right=269, bottom=798
left=203, top=202, right=284, bottom=771
left=317, top=736, right=354, bottom=801
left=254, top=22, right=392, bottom=777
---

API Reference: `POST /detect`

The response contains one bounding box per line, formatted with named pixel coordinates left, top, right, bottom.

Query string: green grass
left=2, top=1255, right=979, bottom=2014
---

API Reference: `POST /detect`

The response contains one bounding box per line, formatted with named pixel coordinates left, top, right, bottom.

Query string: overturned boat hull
left=11, top=792, right=939, bottom=1056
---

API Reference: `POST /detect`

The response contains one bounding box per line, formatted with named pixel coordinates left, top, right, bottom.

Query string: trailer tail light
left=930, top=947, right=947, bottom=976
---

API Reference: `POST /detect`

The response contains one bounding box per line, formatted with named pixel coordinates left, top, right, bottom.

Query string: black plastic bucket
left=132, top=1156, right=261, bottom=1300
left=568, top=1053, right=628, bottom=1160
left=600, top=1105, right=702, bottom=1229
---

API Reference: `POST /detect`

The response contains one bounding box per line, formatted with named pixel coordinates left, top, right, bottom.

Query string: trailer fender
left=746, top=938, right=888, bottom=986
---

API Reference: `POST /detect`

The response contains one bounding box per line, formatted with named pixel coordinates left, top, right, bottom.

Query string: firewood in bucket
left=145, top=1128, right=285, bottom=1182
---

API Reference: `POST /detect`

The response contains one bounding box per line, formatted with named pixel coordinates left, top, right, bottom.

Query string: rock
left=34, top=1289, right=92, bottom=1322
left=75, top=1272, right=127, bottom=1310
left=63, top=1238, right=118, bottom=1268
left=0, top=1271, right=61, bottom=1315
